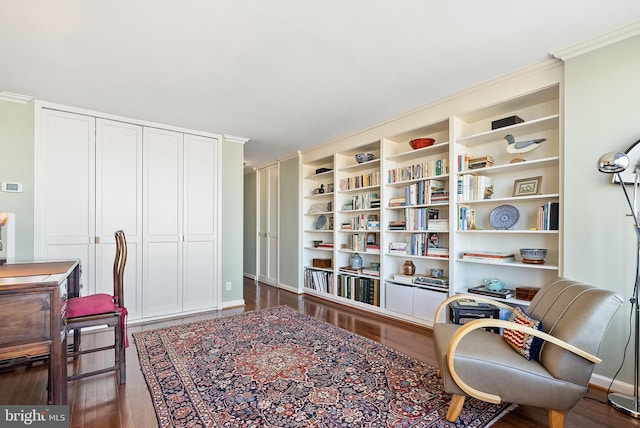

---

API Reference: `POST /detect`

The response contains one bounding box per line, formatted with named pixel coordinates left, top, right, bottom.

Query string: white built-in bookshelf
left=300, top=63, right=562, bottom=327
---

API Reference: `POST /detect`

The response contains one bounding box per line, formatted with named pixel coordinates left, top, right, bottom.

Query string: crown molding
left=0, top=91, right=33, bottom=104
left=223, top=134, right=250, bottom=145
left=552, top=21, right=640, bottom=60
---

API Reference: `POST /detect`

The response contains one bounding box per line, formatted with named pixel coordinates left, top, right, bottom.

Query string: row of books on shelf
left=341, top=193, right=380, bottom=211
left=345, top=234, right=381, bottom=253
left=341, top=214, right=380, bottom=231
left=337, top=275, right=380, bottom=306
left=304, top=269, right=334, bottom=294
left=457, top=154, right=495, bottom=172
left=457, top=174, right=492, bottom=202
left=388, top=180, right=449, bottom=207
left=339, top=171, right=381, bottom=191
left=537, top=201, right=559, bottom=230
left=387, top=158, right=449, bottom=184
left=404, top=207, right=442, bottom=230
left=388, top=239, right=449, bottom=258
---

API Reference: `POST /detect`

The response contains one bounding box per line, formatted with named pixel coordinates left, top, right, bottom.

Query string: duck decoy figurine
left=504, top=134, right=546, bottom=154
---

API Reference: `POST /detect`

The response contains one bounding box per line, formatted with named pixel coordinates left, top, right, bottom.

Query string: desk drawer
left=0, top=292, right=51, bottom=346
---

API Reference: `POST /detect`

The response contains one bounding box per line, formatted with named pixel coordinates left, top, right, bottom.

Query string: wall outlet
left=225, top=281, right=232, bottom=291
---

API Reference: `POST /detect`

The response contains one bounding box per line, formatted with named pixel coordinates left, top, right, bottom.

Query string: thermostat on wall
left=1, top=182, right=22, bottom=193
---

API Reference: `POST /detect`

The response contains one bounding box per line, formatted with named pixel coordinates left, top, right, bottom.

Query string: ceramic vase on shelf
left=402, top=260, right=416, bottom=275
left=350, top=253, right=363, bottom=269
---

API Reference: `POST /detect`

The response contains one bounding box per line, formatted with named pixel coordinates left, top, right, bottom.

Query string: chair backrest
left=526, top=278, right=623, bottom=386
left=113, top=230, right=127, bottom=309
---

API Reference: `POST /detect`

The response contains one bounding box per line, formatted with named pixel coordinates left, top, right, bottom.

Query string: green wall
left=563, top=34, right=640, bottom=385
left=220, top=139, right=245, bottom=304
left=278, top=156, right=300, bottom=289
left=243, top=170, right=257, bottom=277
left=0, top=100, right=34, bottom=261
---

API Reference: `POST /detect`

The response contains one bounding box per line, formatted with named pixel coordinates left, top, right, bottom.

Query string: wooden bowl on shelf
left=409, top=138, right=435, bottom=150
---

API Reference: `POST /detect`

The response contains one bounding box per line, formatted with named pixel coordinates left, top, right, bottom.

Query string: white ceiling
left=2, top=1, right=640, bottom=170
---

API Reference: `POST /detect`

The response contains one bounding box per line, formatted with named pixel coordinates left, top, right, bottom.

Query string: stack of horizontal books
left=467, top=155, right=495, bottom=169
left=388, top=220, right=406, bottom=230
left=414, top=275, right=449, bottom=289
left=389, top=242, right=408, bottom=254
left=467, top=285, right=515, bottom=299
left=462, top=251, right=515, bottom=263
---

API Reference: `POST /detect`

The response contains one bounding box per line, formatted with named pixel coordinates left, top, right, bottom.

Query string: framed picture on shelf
left=513, top=176, right=542, bottom=197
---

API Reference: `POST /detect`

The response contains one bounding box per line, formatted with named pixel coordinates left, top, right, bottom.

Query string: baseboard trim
left=590, top=372, right=633, bottom=395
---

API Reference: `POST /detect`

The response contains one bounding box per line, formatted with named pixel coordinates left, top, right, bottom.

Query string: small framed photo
left=513, top=176, right=542, bottom=197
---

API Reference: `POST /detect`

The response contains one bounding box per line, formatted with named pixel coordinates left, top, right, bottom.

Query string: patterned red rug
left=134, top=306, right=512, bottom=427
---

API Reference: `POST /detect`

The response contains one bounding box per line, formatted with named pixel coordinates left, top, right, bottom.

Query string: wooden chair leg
left=549, top=409, right=565, bottom=428
left=115, top=322, right=126, bottom=384
left=446, top=394, right=466, bottom=422
left=73, top=329, right=81, bottom=354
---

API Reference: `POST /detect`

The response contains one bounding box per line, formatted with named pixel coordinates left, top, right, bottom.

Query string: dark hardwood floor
left=0, top=277, right=637, bottom=427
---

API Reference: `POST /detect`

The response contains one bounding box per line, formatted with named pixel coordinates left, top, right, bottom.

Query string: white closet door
left=182, top=134, right=218, bottom=311
left=95, top=119, right=143, bottom=320
left=39, top=109, right=96, bottom=295
left=257, top=164, right=278, bottom=285
left=143, top=127, right=183, bottom=317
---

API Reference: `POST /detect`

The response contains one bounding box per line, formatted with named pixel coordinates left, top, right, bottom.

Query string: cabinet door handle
left=95, top=236, right=101, bottom=244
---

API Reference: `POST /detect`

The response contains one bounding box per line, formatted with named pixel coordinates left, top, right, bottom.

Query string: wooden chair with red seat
left=66, top=230, right=128, bottom=383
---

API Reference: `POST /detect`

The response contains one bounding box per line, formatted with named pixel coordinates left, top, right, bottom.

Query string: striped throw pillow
left=503, top=307, right=543, bottom=360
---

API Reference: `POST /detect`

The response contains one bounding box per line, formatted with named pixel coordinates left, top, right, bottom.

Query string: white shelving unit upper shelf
left=458, top=114, right=559, bottom=147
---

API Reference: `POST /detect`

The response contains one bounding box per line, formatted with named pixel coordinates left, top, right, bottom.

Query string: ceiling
left=2, top=1, right=640, bottom=171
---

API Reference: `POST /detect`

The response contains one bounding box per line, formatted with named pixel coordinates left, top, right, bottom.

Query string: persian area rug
left=134, top=306, right=512, bottom=427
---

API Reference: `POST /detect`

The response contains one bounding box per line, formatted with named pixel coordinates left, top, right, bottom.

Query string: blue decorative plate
left=489, top=205, right=519, bottom=230
left=314, top=215, right=327, bottom=230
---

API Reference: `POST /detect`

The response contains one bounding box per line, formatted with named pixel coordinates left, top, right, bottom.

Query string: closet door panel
left=143, top=128, right=183, bottom=317
left=183, top=241, right=216, bottom=310
left=95, top=119, right=143, bottom=319
left=144, top=242, right=182, bottom=317
left=182, top=134, right=218, bottom=311
left=40, top=109, right=96, bottom=295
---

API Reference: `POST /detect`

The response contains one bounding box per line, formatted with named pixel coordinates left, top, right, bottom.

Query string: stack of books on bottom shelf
left=462, top=251, right=515, bottom=263
left=304, top=268, right=334, bottom=294
left=414, top=275, right=449, bottom=289
left=337, top=275, right=380, bottom=306
left=467, top=285, right=515, bottom=299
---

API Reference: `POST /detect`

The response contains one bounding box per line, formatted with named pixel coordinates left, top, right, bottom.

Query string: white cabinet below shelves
left=385, top=282, right=446, bottom=324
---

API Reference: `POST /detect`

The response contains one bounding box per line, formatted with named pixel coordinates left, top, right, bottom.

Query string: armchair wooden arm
left=433, top=294, right=516, bottom=323
left=446, top=318, right=601, bottom=404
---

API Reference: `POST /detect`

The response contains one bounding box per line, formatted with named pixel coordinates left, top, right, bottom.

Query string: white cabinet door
left=143, top=127, right=183, bottom=317
left=182, top=134, right=218, bottom=311
left=38, top=109, right=96, bottom=295
left=95, top=119, right=143, bottom=320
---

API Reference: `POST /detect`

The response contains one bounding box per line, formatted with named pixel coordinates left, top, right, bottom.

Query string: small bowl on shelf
left=409, top=138, right=435, bottom=150
left=482, top=278, right=505, bottom=291
left=355, top=153, right=375, bottom=163
left=520, top=248, right=547, bottom=264
left=312, top=240, right=323, bottom=248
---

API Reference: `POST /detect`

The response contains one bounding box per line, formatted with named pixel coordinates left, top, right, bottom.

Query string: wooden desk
left=0, top=260, right=81, bottom=405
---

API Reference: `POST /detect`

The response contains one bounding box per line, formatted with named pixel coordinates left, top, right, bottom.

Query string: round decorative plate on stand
left=489, top=205, right=519, bottom=230
left=314, top=215, right=327, bottom=230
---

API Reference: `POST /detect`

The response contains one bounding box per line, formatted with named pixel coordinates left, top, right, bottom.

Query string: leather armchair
left=433, top=278, right=623, bottom=428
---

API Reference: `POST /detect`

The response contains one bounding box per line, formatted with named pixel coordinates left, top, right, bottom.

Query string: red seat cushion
left=67, top=293, right=119, bottom=318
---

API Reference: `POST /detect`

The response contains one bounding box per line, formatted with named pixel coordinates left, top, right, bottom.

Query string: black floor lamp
left=597, top=151, right=640, bottom=418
